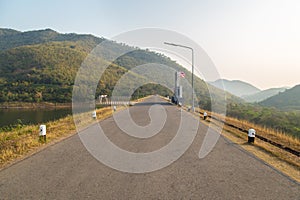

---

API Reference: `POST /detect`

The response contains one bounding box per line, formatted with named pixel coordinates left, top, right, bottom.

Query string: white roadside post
left=248, top=129, right=256, bottom=143
left=203, top=112, right=208, bottom=120
left=39, top=125, right=46, bottom=143
left=92, top=110, right=97, bottom=119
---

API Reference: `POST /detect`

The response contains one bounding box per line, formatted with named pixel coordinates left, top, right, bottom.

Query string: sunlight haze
left=1, top=0, right=299, bottom=89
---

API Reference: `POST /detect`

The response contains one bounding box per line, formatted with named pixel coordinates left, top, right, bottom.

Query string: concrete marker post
left=248, top=128, right=256, bottom=143
left=39, top=125, right=46, bottom=143
left=92, top=110, right=97, bottom=120
left=203, top=112, right=207, bottom=120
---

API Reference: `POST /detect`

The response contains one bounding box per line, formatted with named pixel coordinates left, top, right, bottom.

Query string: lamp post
left=164, top=42, right=194, bottom=112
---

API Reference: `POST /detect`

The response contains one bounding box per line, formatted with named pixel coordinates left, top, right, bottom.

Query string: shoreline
left=0, top=106, right=120, bottom=169
left=0, top=102, right=72, bottom=109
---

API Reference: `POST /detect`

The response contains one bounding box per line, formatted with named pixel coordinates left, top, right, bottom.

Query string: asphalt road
left=0, top=96, right=299, bottom=199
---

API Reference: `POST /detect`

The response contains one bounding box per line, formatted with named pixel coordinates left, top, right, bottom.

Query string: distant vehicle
left=171, top=96, right=178, bottom=104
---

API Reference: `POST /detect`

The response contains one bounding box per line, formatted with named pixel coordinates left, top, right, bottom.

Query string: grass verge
left=194, top=108, right=300, bottom=182
left=0, top=106, right=121, bottom=169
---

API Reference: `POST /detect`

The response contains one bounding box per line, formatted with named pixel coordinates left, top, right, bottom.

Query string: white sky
left=1, top=0, right=299, bottom=89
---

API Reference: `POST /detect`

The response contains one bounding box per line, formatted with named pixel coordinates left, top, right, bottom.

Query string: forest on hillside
left=0, top=28, right=299, bottom=138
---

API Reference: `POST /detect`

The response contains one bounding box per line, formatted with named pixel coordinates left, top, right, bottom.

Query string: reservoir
left=0, top=108, right=72, bottom=128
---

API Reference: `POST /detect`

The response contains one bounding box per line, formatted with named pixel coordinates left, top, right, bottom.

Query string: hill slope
left=209, top=79, right=261, bottom=97
left=0, top=28, right=104, bottom=51
left=243, top=87, right=288, bottom=103
left=0, top=28, right=240, bottom=110
left=1, top=28, right=299, bottom=138
left=260, top=85, right=300, bottom=110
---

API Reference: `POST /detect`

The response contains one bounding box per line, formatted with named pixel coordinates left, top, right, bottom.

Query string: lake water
left=0, top=108, right=73, bottom=128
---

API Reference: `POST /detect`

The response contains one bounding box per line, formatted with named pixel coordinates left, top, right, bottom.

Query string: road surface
left=0, top=96, right=299, bottom=199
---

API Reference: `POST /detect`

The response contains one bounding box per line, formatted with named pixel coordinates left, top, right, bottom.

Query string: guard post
left=203, top=112, right=207, bottom=120
left=39, top=125, right=46, bottom=143
left=92, top=110, right=97, bottom=119
left=248, top=129, right=256, bottom=143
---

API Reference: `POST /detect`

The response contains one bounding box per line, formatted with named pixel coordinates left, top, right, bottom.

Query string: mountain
left=0, top=28, right=20, bottom=37
left=1, top=28, right=299, bottom=138
left=0, top=28, right=240, bottom=110
left=260, top=85, right=300, bottom=110
left=209, top=79, right=261, bottom=97
left=0, top=28, right=104, bottom=51
left=243, top=87, right=288, bottom=103
left=210, top=79, right=289, bottom=103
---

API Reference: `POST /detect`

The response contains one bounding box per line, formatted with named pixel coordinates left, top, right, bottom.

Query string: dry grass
left=214, top=112, right=299, bottom=152
left=219, top=122, right=300, bottom=182
left=194, top=107, right=300, bottom=182
left=0, top=106, right=118, bottom=168
left=194, top=107, right=300, bottom=151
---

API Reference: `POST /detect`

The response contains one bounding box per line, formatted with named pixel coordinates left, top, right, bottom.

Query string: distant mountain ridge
left=243, top=87, right=288, bottom=103
left=209, top=79, right=291, bottom=103
left=0, top=28, right=104, bottom=51
left=209, top=79, right=261, bottom=97
left=260, top=85, right=300, bottom=110
left=0, top=28, right=20, bottom=37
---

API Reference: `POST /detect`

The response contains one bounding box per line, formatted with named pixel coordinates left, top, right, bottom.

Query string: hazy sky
left=1, top=0, right=299, bottom=89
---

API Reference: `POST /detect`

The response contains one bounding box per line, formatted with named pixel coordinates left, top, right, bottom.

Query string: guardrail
left=196, top=110, right=300, bottom=157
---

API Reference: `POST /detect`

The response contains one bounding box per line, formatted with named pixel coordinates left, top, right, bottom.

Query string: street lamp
left=164, top=42, right=195, bottom=112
